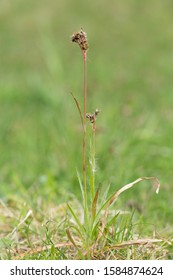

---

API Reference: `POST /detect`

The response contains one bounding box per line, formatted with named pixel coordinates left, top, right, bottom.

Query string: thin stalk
left=71, top=29, right=90, bottom=248
left=90, top=123, right=96, bottom=201
left=83, top=51, right=87, bottom=196
left=82, top=51, right=89, bottom=231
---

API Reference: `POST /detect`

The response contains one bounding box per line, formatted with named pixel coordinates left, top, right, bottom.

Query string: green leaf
left=105, top=211, right=120, bottom=229
left=67, top=203, right=85, bottom=234
left=69, top=225, right=85, bottom=241
left=76, top=169, right=84, bottom=203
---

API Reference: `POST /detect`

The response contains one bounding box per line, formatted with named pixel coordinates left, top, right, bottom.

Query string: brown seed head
left=71, top=28, right=88, bottom=52
left=86, top=109, right=100, bottom=124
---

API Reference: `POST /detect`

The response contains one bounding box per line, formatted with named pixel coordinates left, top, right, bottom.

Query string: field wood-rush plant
left=67, top=29, right=161, bottom=259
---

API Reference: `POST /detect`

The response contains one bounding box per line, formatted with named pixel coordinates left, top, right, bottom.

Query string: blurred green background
left=0, top=0, right=173, bottom=234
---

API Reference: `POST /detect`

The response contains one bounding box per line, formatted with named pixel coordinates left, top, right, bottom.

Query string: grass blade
left=67, top=203, right=85, bottom=234
left=69, top=225, right=85, bottom=241
left=95, top=177, right=160, bottom=244
left=107, top=177, right=160, bottom=208
left=92, top=188, right=100, bottom=221
left=66, top=228, right=78, bottom=248
left=70, top=92, right=83, bottom=128
left=105, top=211, right=120, bottom=229
left=106, top=238, right=163, bottom=249
left=76, top=169, right=84, bottom=203
left=66, top=228, right=84, bottom=259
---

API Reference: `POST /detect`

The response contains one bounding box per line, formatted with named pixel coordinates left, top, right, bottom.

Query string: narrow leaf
left=67, top=203, right=85, bottom=234
left=66, top=228, right=78, bottom=248
left=70, top=92, right=83, bottom=128
left=102, top=183, right=111, bottom=204
left=76, top=169, right=84, bottom=203
left=69, top=225, right=85, bottom=241
left=92, top=188, right=100, bottom=220
left=105, top=211, right=120, bottom=229
left=95, top=177, right=160, bottom=244
left=106, top=238, right=163, bottom=249
left=66, top=228, right=84, bottom=259
left=107, top=177, right=160, bottom=208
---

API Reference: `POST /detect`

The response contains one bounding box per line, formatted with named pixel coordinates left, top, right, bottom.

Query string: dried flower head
left=86, top=109, right=100, bottom=124
left=71, top=28, right=88, bottom=52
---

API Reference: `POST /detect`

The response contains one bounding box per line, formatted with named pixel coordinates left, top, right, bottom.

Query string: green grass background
left=0, top=0, right=173, bottom=248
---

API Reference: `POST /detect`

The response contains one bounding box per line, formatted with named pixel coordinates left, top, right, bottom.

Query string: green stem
left=90, top=125, right=96, bottom=201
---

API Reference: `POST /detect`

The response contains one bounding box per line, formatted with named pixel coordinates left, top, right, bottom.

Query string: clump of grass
left=67, top=28, right=161, bottom=259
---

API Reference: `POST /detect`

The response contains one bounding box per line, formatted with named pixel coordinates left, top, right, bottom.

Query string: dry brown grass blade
left=97, top=177, right=160, bottom=244
left=13, top=242, right=73, bottom=259
left=108, top=177, right=160, bottom=208
left=92, top=188, right=99, bottom=220
left=66, top=228, right=79, bottom=249
left=66, top=228, right=84, bottom=258
left=8, top=209, right=33, bottom=237
left=106, top=238, right=163, bottom=250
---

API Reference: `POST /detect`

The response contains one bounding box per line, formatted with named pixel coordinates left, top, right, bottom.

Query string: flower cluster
left=71, top=28, right=88, bottom=52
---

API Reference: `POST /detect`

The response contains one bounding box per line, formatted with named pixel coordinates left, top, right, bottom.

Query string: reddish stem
left=83, top=50, right=87, bottom=196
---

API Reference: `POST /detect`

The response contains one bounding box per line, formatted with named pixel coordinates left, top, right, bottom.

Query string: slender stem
left=83, top=51, right=87, bottom=194
left=90, top=123, right=96, bottom=200
left=82, top=51, right=89, bottom=228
